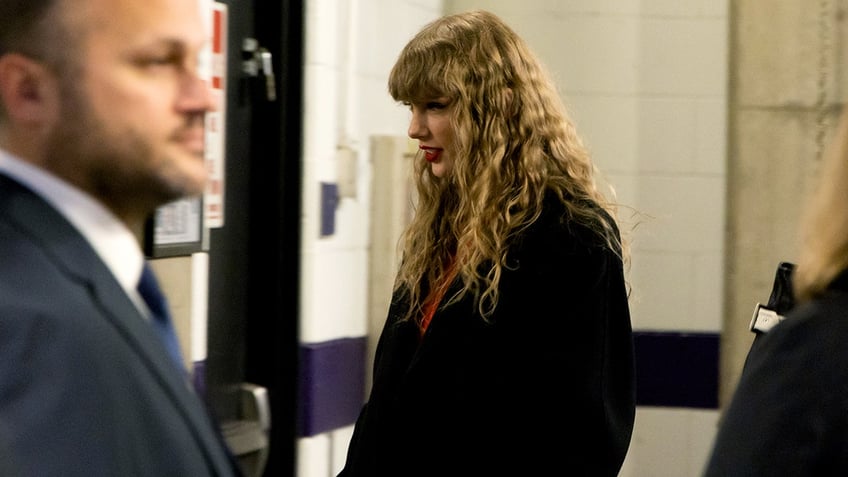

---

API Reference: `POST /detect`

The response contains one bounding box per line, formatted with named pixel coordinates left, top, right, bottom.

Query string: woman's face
left=406, top=97, right=455, bottom=178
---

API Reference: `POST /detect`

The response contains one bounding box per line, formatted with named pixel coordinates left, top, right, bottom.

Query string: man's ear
left=0, top=53, right=58, bottom=125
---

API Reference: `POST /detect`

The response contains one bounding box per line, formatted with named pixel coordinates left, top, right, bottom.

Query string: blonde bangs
left=388, top=30, right=462, bottom=102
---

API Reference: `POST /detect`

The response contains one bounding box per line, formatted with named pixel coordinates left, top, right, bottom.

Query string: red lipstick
left=419, top=145, right=443, bottom=163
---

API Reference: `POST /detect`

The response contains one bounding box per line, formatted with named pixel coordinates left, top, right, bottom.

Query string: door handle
left=242, top=38, right=277, bottom=101
left=221, top=382, right=270, bottom=477
left=240, top=382, right=270, bottom=433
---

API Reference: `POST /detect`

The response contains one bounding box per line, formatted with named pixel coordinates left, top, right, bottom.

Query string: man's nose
left=178, top=70, right=217, bottom=114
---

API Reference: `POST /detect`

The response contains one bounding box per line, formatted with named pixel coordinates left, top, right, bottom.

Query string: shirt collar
left=0, top=148, right=144, bottom=291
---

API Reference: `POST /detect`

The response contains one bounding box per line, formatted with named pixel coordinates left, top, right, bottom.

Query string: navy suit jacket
left=0, top=174, right=238, bottom=476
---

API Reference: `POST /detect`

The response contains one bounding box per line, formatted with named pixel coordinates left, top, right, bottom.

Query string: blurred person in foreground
left=0, top=0, right=241, bottom=474
left=339, top=10, right=636, bottom=477
left=704, top=109, right=848, bottom=476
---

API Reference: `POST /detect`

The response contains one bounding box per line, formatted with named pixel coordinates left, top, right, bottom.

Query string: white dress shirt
left=0, top=148, right=148, bottom=318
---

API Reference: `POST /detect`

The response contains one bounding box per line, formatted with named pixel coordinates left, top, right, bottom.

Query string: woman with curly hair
left=339, top=10, right=635, bottom=477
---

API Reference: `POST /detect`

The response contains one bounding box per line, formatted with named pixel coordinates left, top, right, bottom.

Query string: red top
left=420, top=262, right=457, bottom=335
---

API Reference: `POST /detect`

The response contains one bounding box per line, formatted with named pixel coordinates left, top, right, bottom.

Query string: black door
left=204, top=1, right=303, bottom=476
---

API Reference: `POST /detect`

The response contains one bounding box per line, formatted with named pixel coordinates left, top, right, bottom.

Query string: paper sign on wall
left=204, top=2, right=228, bottom=228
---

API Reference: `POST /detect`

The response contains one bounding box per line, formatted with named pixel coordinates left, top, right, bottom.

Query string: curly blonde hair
left=388, top=10, right=626, bottom=324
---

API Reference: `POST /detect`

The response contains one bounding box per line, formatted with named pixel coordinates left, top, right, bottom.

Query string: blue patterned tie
left=137, top=262, right=185, bottom=372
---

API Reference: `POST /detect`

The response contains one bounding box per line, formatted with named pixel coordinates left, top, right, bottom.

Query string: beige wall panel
left=724, top=0, right=848, bottom=405
left=734, top=0, right=838, bottom=107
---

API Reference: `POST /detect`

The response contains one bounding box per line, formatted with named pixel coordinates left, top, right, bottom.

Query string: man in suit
left=0, top=0, right=240, bottom=474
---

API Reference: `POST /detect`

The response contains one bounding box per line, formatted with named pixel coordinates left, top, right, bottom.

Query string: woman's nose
left=408, top=111, right=426, bottom=139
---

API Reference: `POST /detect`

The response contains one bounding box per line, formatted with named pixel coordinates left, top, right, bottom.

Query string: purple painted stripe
left=297, top=337, right=366, bottom=437
left=293, top=331, right=718, bottom=438
left=634, top=331, right=719, bottom=409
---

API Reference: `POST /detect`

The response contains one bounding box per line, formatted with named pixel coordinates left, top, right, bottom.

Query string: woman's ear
left=0, top=53, right=58, bottom=126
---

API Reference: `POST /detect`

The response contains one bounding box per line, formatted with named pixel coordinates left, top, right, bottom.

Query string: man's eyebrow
left=143, top=38, right=188, bottom=50
left=139, top=35, right=207, bottom=51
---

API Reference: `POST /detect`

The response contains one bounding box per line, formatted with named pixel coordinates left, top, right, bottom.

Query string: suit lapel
left=0, top=174, right=232, bottom=473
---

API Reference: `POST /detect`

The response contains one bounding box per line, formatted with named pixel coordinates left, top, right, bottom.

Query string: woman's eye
left=402, top=100, right=449, bottom=112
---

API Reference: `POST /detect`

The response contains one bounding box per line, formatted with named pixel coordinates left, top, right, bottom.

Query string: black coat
left=340, top=199, right=636, bottom=477
left=704, top=270, right=848, bottom=476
